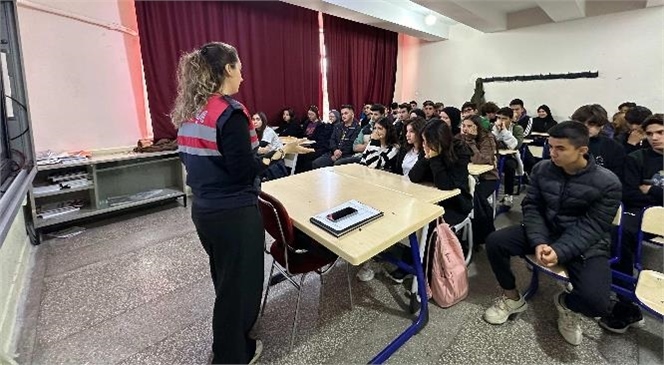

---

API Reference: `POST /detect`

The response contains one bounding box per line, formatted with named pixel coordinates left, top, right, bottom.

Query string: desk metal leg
left=369, top=232, right=428, bottom=364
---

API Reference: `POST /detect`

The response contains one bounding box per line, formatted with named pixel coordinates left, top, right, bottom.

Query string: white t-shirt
left=261, top=127, right=283, bottom=152
left=402, top=149, right=419, bottom=176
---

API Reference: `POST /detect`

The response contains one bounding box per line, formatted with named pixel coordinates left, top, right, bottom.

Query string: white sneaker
left=554, top=292, right=582, bottom=345
left=357, top=263, right=374, bottom=282
left=483, top=294, right=528, bottom=324
left=502, top=195, right=513, bottom=207
left=487, top=194, right=494, bottom=205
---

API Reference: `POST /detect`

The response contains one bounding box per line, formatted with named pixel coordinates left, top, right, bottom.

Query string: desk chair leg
left=370, top=232, right=429, bottom=364
left=522, top=267, right=540, bottom=301
left=465, top=223, right=474, bottom=266
left=290, top=274, right=307, bottom=350
left=346, top=261, right=354, bottom=309
left=261, top=262, right=276, bottom=316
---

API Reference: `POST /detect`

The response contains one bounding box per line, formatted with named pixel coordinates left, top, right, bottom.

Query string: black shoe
left=599, top=302, right=645, bottom=334
left=268, top=273, right=287, bottom=286
left=386, top=268, right=409, bottom=284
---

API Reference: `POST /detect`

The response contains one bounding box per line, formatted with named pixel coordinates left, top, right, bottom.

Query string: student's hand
left=425, top=147, right=439, bottom=159
left=536, top=244, right=558, bottom=267
left=282, top=139, right=315, bottom=155
left=639, top=184, right=652, bottom=194
left=627, top=129, right=645, bottom=145
left=494, top=121, right=504, bottom=131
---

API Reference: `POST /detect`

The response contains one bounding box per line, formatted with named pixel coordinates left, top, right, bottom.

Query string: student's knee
left=572, top=288, right=611, bottom=317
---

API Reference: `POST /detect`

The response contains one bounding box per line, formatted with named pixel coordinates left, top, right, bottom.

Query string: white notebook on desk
left=310, top=200, right=383, bottom=237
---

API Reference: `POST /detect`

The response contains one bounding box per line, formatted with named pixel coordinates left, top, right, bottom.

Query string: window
left=0, top=0, right=35, bottom=246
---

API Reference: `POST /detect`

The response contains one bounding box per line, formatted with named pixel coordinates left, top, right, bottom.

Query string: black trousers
left=486, top=225, right=611, bottom=318
left=476, top=179, right=497, bottom=200
left=502, top=158, right=518, bottom=195
left=192, top=205, right=265, bottom=364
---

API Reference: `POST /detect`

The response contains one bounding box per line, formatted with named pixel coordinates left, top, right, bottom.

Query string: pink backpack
left=425, top=218, right=469, bottom=308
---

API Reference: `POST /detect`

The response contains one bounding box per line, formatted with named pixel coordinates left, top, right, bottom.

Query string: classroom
left=0, top=0, right=663, bottom=364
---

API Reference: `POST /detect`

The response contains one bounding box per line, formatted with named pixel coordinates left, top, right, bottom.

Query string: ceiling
left=281, top=0, right=662, bottom=41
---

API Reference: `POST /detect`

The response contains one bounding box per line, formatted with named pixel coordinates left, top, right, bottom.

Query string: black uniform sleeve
left=218, top=110, right=267, bottom=185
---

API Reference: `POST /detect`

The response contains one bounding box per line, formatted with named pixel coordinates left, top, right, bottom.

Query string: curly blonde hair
left=170, top=42, right=239, bottom=128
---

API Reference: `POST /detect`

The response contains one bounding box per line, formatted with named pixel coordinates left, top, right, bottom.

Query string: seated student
left=461, top=115, right=498, bottom=200
left=620, top=106, right=653, bottom=154
left=360, top=103, right=373, bottom=127
left=253, top=112, right=283, bottom=155
left=295, top=106, right=333, bottom=173
left=600, top=114, right=663, bottom=334
left=492, top=107, right=524, bottom=207
left=483, top=121, right=621, bottom=346
left=393, top=103, right=412, bottom=142
left=481, top=101, right=500, bottom=126
left=394, top=117, right=426, bottom=176
left=311, top=105, right=360, bottom=168
left=336, top=103, right=385, bottom=166
left=360, top=117, right=400, bottom=171
left=434, top=102, right=445, bottom=116
left=277, top=107, right=303, bottom=137
left=510, top=98, right=532, bottom=137
left=410, top=119, right=473, bottom=226
left=328, top=109, right=341, bottom=126
left=570, top=104, right=626, bottom=180
left=388, top=102, right=399, bottom=122
left=423, top=100, right=437, bottom=121
left=410, top=108, right=426, bottom=120
left=531, top=104, right=557, bottom=134
left=439, top=106, right=462, bottom=136
left=409, top=100, right=418, bottom=110
left=618, top=101, right=637, bottom=114
left=611, top=111, right=630, bottom=142
left=461, top=102, right=491, bottom=131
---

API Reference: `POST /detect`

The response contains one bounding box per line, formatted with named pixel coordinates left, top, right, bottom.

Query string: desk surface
left=498, top=149, right=518, bottom=156
left=332, top=164, right=459, bottom=204
left=262, top=168, right=444, bottom=265
left=530, top=132, right=550, bottom=137
left=468, top=163, right=494, bottom=176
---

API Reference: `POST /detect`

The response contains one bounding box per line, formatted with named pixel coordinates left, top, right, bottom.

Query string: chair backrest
left=641, top=206, right=664, bottom=238
left=283, top=153, right=298, bottom=176
left=258, top=191, right=295, bottom=246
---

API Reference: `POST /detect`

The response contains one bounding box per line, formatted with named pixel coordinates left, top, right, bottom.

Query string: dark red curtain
left=136, top=1, right=322, bottom=140
left=323, top=14, right=398, bottom=112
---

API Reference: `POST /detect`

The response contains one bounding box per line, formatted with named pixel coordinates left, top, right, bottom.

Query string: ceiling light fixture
left=425, top=14, right=437, bottom=26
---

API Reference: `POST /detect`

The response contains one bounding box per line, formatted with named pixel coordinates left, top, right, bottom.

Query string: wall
left=395, top=6, right=664, bottom=119
left=0, top=202, right=33, bottom=361
left=17, top=0, right=150, bottom=152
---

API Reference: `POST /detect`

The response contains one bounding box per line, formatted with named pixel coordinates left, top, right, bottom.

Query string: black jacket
left=588, top=135, right=626, bottom=181
left=328, top=120, right=360, bottom=157
left=409, top=140, right=473, bottom=219
left=522, top=157, right=622, bottom=264
left=622, top=148, right=664, bottom=211
left=393, top=146, right=425, bottom=176
left=278, top=121, right=304, bottom=138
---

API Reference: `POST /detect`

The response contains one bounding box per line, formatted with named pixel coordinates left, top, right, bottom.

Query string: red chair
left=258, top=191, right=353, bottom=349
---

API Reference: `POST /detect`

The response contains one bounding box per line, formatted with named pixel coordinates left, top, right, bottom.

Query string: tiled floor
left=15, top=194, right=664, bottom=364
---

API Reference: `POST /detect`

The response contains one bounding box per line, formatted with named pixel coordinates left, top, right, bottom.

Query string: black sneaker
left=599, top=301, right=645, bottom=334
left=386, top=268, right=409, bottom=284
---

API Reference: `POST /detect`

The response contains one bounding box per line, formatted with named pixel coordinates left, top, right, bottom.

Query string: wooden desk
left=263, top=166, right=448, bottom=363
left=528, top=145, right=544, bottom=159
left=468, top=163, right=494, bottom=176
left=498, top=149, right=518, bottom=156
left=522, top=138, right=534, bottom=144
left=262, top=168, right=443, bottom=266
left=530, top=132, right=549, bottom=137
left=332, top=164, right=459, bottom=204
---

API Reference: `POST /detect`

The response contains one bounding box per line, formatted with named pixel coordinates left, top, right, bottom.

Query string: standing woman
left=172, top=42, right=311, bottom=364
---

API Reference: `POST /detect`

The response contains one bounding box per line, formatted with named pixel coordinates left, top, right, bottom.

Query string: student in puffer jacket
left=482, top=121, right=621, bottom=347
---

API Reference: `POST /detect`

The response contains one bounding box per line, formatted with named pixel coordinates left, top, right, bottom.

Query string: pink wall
left=17, top=0, right=149, bottom=152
